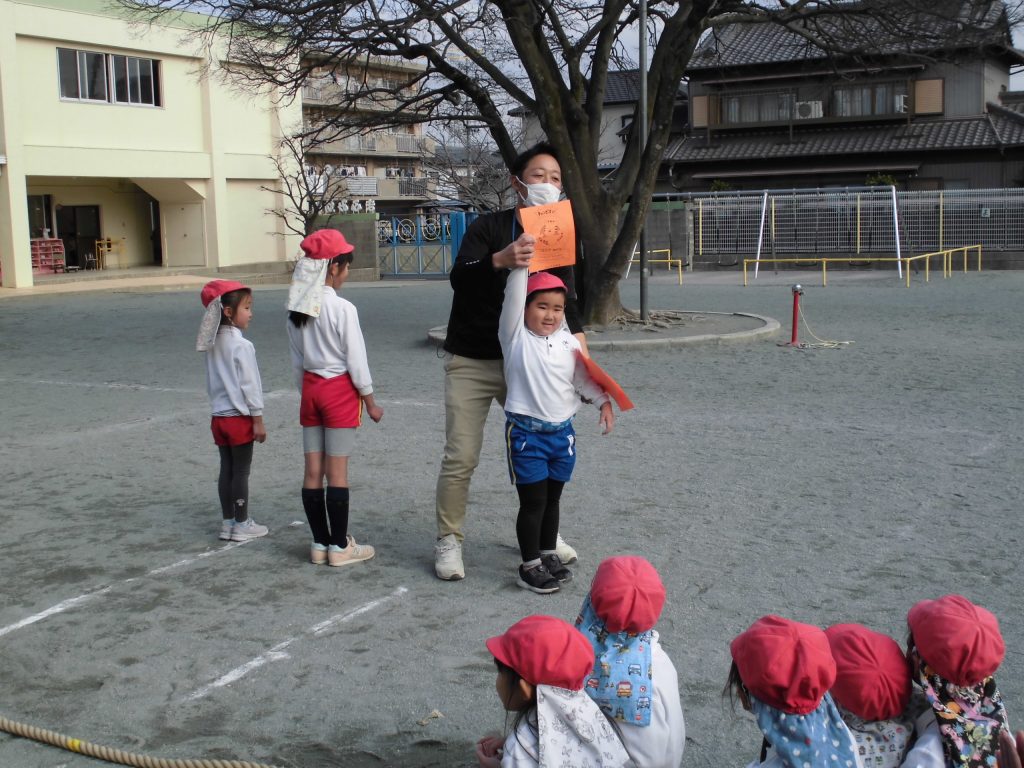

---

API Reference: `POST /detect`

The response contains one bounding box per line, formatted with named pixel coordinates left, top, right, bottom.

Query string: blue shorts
left=505, top=414, right=576, bottom=485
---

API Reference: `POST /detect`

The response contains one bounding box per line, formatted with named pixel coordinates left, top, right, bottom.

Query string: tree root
left=588, top=308, right=693, bottom=332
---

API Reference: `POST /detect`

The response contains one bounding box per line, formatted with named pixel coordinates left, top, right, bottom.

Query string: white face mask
left=516, top=178, right=563, bottom=207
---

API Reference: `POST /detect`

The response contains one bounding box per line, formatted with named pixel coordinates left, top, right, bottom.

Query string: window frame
left=57, top=47, right=162, bottom=108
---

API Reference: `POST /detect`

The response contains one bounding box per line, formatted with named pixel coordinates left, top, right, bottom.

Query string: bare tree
left=123, top=0, right=1022, bottom=323
left=263, top=134, right=353, bottom=237
left=424, top=121, right=520, bottom=212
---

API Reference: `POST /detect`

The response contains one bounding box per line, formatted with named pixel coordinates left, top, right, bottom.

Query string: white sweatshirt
left=616, top=637, right=686, bottom=768
left=498, top=266, right=608, bottom=423
left=286, top=285, right=373, bottom=395
left=205, top=326, right=264, bottom=416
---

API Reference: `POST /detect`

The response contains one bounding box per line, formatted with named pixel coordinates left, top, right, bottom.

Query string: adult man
left=434, top=142, right=587, bottom=580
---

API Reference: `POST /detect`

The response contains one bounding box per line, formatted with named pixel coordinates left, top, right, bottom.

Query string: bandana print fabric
left=196, top=298, right=223, bottom=351
left=574, top=595, right=654, bottom=727
left=909, top=645, right=1007, bottom=767
left=535, top=685, right=633, bottom=767
left=751, top=693, right=859, bottom=768
left=286, top=257, right=330, bottom=318
left=837, top=703, right=913, bottom=768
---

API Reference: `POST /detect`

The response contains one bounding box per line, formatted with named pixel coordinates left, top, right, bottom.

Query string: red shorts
left=211, top=415, right=255, bottom=446
left=300, top=372, right=362, bottom=428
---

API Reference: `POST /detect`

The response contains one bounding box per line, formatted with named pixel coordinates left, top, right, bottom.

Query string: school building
left=0, top=0, right=302, bottom=289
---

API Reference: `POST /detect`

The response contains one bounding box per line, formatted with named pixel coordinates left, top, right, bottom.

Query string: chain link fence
left=641, top=187, right=1024, bottom=266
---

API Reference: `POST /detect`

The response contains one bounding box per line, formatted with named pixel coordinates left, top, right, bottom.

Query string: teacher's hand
left=493, top=233, right=535, bottom=270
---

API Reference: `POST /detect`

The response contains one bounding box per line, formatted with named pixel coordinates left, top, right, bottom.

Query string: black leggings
left=515, top=479, right=565, bottom=562
left=217, top=443, right=253, bottom=522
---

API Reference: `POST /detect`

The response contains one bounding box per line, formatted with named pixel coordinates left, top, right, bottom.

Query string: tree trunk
left=578, top=202, right=626, bottom=326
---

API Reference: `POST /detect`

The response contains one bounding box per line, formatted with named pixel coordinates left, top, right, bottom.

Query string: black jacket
left=443, top=208, right=583, bottom=360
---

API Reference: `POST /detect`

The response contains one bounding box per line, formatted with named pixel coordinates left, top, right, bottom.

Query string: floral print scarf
left=909, top=645, right=1007, bottom=768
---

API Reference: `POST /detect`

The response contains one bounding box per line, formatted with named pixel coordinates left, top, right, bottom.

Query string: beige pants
left=435, top=354, right=506, bottom=540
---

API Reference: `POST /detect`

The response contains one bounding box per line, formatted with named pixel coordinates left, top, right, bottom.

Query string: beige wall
left=0, top=0, right=301, bottom=288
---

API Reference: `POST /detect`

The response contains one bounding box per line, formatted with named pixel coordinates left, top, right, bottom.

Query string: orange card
left=576, top=352, right=634, bottom=411
left=518, top=200, right=576, bottom=272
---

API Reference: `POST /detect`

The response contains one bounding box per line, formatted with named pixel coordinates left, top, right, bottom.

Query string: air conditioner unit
left=895, top=94, right=909, bottom=113
left=795, top=100, right=823, bottom=119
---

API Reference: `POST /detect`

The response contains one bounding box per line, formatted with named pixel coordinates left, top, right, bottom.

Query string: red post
left=790, top=284, right=803, bottom=346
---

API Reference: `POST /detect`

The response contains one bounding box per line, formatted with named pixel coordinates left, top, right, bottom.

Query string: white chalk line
left=184, top=586, right=408, bottom=702
left=0, top=541, right=248, bottom=639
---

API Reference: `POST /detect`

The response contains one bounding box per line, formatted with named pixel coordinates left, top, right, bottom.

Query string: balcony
left=313, top=133, right=425, bottom=156
left=302, top=79, right=400, bottom=111
left=320, top=175, right=432, bottom=200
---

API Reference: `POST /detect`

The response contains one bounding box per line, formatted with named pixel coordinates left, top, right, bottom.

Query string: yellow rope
left=796, top=303, right=854, bottom=350
left=0, top=715, right=282, bottom=768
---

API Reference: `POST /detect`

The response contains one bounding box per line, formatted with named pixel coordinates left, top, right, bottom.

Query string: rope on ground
left=797, top=304, right=854, bottom=350
left=0, top=715, right=281, bottom=768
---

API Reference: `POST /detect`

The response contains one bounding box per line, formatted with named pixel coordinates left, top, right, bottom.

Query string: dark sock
left=325, top=486, right=350, bottom=548
left=515, top=480, right=547, bottom=562
left=301, top=487, right=330, bottom=546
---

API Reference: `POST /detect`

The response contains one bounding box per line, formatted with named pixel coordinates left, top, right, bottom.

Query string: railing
left=742, top=245, right=982, bottom=287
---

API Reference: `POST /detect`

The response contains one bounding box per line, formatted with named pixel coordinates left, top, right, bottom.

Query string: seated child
left=825, top=622, right=944, bottom=768
left=475, top=615, right=631, bottom=767
left=906, top=594, right=1008, bottom=767
left=727, top=615, right=860, bottom=768
left=574, top=556, right=685, bottom=768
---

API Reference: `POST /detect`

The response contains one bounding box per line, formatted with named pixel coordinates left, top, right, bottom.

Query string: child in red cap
left=475, top=615, right=631, bottom=767
left=573, top=556, right=685, bottom=768
left=497, top=265, right=615, bottom=594
left=286, top=229, right=383, bottom=567
left=196, top=279, right=269, bottom=542
left=826, top=622, right=944, bottom=768
left=906, top=594, right=1009, bottom=767
left=726, top=615, right=859, bottom=768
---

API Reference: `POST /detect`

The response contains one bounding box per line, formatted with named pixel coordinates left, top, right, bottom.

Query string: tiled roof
left=688, top=0, right=1013, bottom=71
left=666, top=111, right=1024, bottom=163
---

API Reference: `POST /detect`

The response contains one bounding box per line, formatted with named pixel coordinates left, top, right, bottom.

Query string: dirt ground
left=0, top=268, right=1021, bottom=768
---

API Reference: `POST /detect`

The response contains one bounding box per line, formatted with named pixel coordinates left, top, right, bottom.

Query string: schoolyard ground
left=1, top=268, right=1021, bottom=767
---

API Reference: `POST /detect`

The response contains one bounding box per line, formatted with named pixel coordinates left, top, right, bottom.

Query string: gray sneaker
left=230, top=518, right=269, bottom=541
left=434, top=534, right=465, bottom=580
left=219, top=519, right=234, bottom=541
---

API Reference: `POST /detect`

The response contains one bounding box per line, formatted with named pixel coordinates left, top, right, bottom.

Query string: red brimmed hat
left=590, top=556, right=666, bottom=634
left=907, top=594, right=1004, bottom=686
left=200, top=279, right=249, bottom=307
left=486, top=615, right=595, bottom=690
left=527, top=271, right=566, bottom=295
left=730, top=615, right=836, bottom=715
left=825, top=623, right=911, bottom=721
left=300, top=229, right=355, bottom=260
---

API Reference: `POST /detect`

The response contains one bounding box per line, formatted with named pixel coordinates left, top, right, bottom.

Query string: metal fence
left=376, top=212, right=474, bottom=277
left=642, top=187, right=1024, bottom=263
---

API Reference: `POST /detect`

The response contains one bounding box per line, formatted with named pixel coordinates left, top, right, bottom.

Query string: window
left=57, top=48, right=161, bottom=106
left=831, top=81, right=907, bottom=118
left=720, top=91, right=792, bottom=125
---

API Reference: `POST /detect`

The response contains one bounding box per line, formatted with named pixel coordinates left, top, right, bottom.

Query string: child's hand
left=361, top=396, right=383, bottom=423
left=252, top=416, right=267, bottom=443
left=475, top=735, right=503, bottom=767
left=998, top=730, right=1024, bottom=768
left=598, top=401, right=615, bottom=434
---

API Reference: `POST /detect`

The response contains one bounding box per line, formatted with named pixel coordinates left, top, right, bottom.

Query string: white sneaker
left=434, top=534, right=465, bottom=580
left=554, top=533, right=578, bottom=564
left=219, top=520, right=234, bottom=541
left=230, top=518, right=269, bottom=541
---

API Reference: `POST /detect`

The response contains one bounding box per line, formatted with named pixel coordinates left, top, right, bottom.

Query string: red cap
left=730, top=616, right=836, bottom=715
left=527, top=271, right=566, bottom=295
left=300, top=229, right=355, bottom=260
left=907, top=595, right=1004, bottom=686
left=825, top=623, right=911, bottom=721
left=590, top=556, right=666, bottom=634
left=200, top=279, right=248, bottom=307
left=486, top=615, right=595, bottom=690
